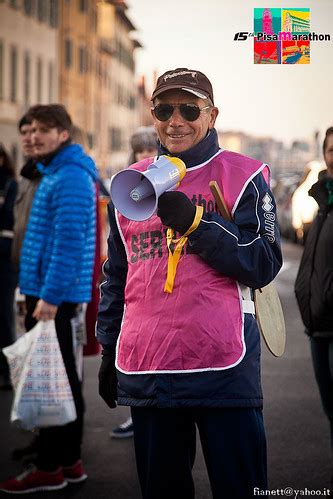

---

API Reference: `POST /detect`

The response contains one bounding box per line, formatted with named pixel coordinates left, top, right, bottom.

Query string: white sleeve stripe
left=250, top=180, right=260, bottom=234
left=238, top=235, right=261, bottom=246
left=231, top=163, right=269, bottom=217
left=201, top=219, right=261, bottom=246
left=115, top=209, right=129, bottom=261
left=201, top=219, right=238, bottom=240
left=98, top=258, right=109, bottom=299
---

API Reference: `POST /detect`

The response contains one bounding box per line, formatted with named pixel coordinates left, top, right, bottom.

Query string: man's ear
left=208, top=107, right=219, bottom=130
left=60, top=129, right=70, bottom=143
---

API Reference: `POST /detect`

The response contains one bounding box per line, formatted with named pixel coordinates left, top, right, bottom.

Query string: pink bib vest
left=115, top=150, right=269, bottom=374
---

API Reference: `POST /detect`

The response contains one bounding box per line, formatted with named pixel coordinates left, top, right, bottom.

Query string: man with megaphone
left=97, top=68, right=282, bottom=499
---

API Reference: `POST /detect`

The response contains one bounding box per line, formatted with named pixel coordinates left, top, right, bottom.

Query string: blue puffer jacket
left=20, top=144, right=98, bottom=305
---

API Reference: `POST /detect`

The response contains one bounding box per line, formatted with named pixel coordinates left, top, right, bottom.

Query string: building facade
left=0, top=0, right=59, bottom=168
left=0, top=0, right=152, bottom=177
left=283, top=12, right=310, bottom=33
left=59, top=0, right=100, bottom=164
left=98, top=0, right=141, bottom=176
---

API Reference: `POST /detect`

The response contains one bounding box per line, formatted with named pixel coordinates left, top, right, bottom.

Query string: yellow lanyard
left=164, top=205, right=204, bottom=293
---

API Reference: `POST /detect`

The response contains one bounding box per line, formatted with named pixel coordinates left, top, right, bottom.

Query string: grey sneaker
left=110, top=417, right=134, bottom=439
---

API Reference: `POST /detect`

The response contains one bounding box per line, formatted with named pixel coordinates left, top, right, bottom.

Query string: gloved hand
left=157, top=191, right=196, bottom=235
left=98, top=348, right=118, bottom=409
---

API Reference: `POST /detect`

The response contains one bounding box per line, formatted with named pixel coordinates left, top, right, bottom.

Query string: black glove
left=98, top=348, right=118, bottom=409
left=157, top=191, right=196, bottom=235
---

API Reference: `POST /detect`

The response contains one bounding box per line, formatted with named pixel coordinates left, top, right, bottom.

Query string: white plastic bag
left=3, top=320, right=77, bottom=430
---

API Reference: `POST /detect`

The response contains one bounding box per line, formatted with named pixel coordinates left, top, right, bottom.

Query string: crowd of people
left=0, top=67, right=331, bottom=498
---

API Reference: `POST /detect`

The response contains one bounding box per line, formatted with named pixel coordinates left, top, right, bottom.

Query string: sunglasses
left=152, top=103, right=211, bottom=122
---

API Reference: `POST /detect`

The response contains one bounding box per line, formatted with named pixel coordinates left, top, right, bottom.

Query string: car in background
left=274, top=173, right=302, bottom=242
left=291, top=160, right=326, bottom=244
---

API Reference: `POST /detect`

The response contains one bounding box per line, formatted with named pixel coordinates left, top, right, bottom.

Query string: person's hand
left=98, top=349, right=118, bottom=409
left=32, top=299, right=58, bottom=321
left=157, top=191, right=196, bottom=235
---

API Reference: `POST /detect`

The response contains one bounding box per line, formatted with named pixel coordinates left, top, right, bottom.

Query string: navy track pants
left=131, top=406, right=267, bottom=499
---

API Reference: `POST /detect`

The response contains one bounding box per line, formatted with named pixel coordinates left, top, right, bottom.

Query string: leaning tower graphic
left=262, top=8, right=273, bottom=34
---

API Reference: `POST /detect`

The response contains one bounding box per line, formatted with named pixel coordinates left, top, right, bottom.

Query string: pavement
left=0, top=240, right=331, bottom=498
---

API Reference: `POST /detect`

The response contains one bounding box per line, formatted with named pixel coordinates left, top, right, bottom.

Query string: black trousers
left=310, top=336, right=333, bottom=448
left=0, top=254, right=18, bottom=377
left=25, top=296, right=85, bottom=470
left=131, top=406, right=267, bottom=499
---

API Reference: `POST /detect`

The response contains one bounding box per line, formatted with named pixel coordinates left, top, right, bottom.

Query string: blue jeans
left=310, top=336, right=333, bottom=448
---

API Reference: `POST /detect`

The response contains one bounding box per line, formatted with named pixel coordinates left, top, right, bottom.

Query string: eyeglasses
left=152, top=103, right=211, bottom=122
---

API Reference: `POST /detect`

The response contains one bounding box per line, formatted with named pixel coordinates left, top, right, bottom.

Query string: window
left=10, top=46, right=17, bottom=103
left=87, top=132, right=94, bottom=149
left=78, top=46, right=87, bottom=74
left=48, top=61, right=53, bottom=102
left=65, top=39, right=72, bottom=69
left=79, top=0, right=87, bottom=12
left=109, top=127, right=122, bottom=152
left=11, top=144, right=18, bottom=167
left=0, top=41, right=3, bottom=100
left=37, top=57, right=42, bottom=102
left=90, top=8, right=97, bottom=31
left=37, top=0, right=47, bottom=22
left=24, top=52, right=30, bottom=105
left=23, top=0, right=33, bottom=15
left=49, top=0, right=58, bottom=27
left=129, top=95, right=136, bottom=110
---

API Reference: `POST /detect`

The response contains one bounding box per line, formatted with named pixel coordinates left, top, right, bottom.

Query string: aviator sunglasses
left=152, top=103, right=211, bottom=122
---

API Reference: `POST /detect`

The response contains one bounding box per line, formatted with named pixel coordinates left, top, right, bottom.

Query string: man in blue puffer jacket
left=0, top=104, right=97, bottom=494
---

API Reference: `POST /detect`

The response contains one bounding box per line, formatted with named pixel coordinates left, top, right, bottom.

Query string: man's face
left=324, top=134, right=333, bottom=178
left=31, top=120, right=69, bottom=157
left=151, top=89, right=218, bottom=155
left=20, top=123, right=35, bottom=158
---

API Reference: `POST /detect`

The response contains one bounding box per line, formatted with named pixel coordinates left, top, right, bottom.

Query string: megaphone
left=110, top=155, right=186, bottom=221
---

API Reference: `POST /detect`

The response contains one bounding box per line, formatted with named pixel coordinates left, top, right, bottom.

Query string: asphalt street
left=0, top=239, right=331, bottom=498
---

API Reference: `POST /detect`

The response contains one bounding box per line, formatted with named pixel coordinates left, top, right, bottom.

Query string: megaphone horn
left=110, top=155, right=186, bottom=221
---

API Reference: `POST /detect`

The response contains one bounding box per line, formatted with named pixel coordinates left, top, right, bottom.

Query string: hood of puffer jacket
left=36, top=144, right=98, bottom=181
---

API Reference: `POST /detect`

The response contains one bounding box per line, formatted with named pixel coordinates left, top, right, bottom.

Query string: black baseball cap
left=151, top=68, right=214, bottom=104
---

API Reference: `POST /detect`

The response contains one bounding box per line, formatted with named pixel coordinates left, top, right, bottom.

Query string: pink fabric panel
left=116, top=151, right=266, bottom=372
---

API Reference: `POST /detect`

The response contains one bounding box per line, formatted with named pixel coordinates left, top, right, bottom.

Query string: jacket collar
left=20, top=158, right=41, bottom=180
left=157, top=128, right=220, bottom=169
left=37, top=140, right=71, bottom=168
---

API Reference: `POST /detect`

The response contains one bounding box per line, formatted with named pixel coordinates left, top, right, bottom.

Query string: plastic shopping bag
left=3, top=320, right=77, bottom=430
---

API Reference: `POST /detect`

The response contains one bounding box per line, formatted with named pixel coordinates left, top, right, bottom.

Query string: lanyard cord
left=164, top=205, right=204, bottom=293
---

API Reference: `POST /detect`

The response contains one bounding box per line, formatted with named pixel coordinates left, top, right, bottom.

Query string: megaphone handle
left=209, top=181, right=232, bottom=221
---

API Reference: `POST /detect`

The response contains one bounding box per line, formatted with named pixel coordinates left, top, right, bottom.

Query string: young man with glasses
left=97, top=68, right=282, bottom=499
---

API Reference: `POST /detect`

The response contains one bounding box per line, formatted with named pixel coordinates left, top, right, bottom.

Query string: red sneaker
left=0, top=465, right=67, bottom=494
left=62, top=460, right=88, bottom=483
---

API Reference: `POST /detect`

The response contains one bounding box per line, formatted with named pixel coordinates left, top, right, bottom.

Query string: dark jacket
left=11, top=159, right=41, bottom=269
left=0, top=170, right=17, bottom=257
left=97, top=130, right=282, bottom=408
left=295, top=172, right=333, bottom=335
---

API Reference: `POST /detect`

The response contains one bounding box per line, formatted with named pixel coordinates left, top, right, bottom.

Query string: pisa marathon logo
left=234, top=8, right=331, bottom=64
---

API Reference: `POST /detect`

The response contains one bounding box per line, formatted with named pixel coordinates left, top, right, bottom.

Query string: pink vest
left=115, top=150, right=269, bottom=374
